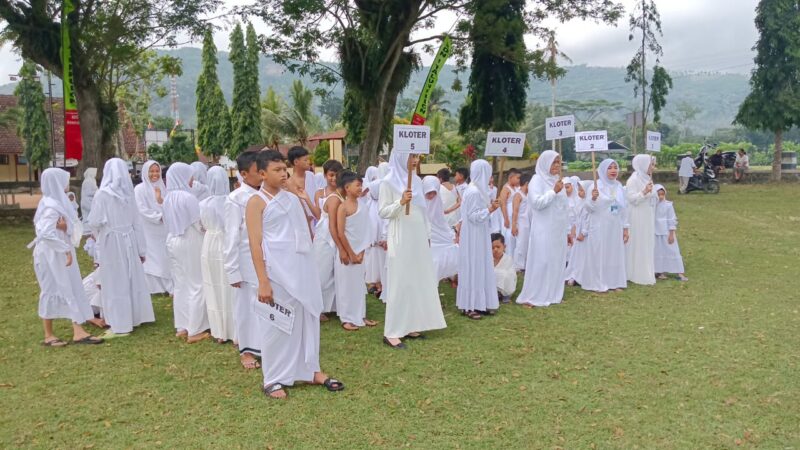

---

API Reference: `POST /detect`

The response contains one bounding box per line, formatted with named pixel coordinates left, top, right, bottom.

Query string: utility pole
left=46, top=70, right=57, bottom=168
left=639, top=0, right=647, bottom=155
left=548, top=33, right=558, bottom=156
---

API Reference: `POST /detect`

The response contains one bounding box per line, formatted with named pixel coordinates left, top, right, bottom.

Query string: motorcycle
left=684, top=144, right=720, bottom=194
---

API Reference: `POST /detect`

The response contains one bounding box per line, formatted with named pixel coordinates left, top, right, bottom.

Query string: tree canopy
left=13, top=60, right=52, bottom=171
left=196, top=29, right=231, bottom=158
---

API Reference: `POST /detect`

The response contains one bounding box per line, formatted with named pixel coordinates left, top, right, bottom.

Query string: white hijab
left=99, top=158, right=134, bottom=200
left=139, top=160, right=166, bottom=213
left=534, top=150, right=561, bottom=187
left=38, top=168, right=82, bottom=246
left=597, top=158, right=625, bottom=205
left=206, top=166, right=231, bottom=197
left=190, top=161, right=208, bottom=185
left=383, top=151, right=425, bottom=209
left=630, top=154, right=655, bottom=185
left=82, top=167, right=97, bottom=191
left=164, top=162, right=200, bottom=236
left=469, top=159, right=492, bottom=204
left=423, top=176, right=455, bottom=243
left=364, top=166, right=380, bottom=201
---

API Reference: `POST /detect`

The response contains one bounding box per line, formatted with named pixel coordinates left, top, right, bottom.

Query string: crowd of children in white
left=30, top=147, right=686, bottom=399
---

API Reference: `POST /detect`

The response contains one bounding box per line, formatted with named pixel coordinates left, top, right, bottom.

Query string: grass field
left=1, top=183, right=799, bottom=449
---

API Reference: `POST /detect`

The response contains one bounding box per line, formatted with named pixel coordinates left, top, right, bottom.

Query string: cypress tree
left=13, top=60, right=51, bottom=171
left=229, top=23, right=262, bottom=156
left=245, top=23, right=263, bottom=145
left=196, top=30, right=231, bottom=158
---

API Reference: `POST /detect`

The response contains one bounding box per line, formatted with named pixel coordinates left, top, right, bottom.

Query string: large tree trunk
left=74, top=82, right=116, bottom=176
left=358, top=99, right=384, bottom=172
left=772, top=129, right=783, bottom=182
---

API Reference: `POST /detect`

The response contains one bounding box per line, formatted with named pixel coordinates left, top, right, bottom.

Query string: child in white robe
left=335, top=171, right=378, bottom=331
left=223, top=151, right=263, bottom=369
left=379, top=152, right=448, bottom=348
left=653, top=185, right=688, bottom=281
left=579, top=159, right=629, bottom=293
left=363, top=166, right=387, bottom=296
left=437, top=168, right=461, bottom=227
left=190, top=161, right=210, bottom=201
left=488, top=180, right=503, bottom=234
left=625, top=154, right=657, bottom=285
left=164, top=162, right=210, bottom=343
left=31, top=168, right=104, bottom=346
left=492, top=233, right=517, bottom=303
left=512, top=174, right=531, bottom=271
left=499, top=169, right=522, bottom=256
left=134, top=160, right=173, bottom=295
left=80, top=167, right=97, bottom=230
left=82, top=237, right=103, bottom=317
left=200, top=166, right=236, bottom=342
left=565, top=181, right=592, bottom=286
left=87, top=158, right=155, bottom=337
left=245, top=150, right=344, bottom=399
left=422, top=176, right=459, bottom=282
left=456, top=159, right=501, bottom=319
left=312, top=160, right=344, bottom=319
left=516, top=151, right=571, bottom=308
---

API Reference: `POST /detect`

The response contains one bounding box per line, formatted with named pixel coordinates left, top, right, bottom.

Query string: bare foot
left=176, top=330, right=188, bottom=339
left=240, top=353, right=260, bottom=370
left=363, top=319, right=379, bottom=327
left=342, top=322, right=360, bottom=331
left=319, top=314, right=330, bottom=323
left=88, top=318, right=108, bottom=329
left=187, top=331, right=210, bottom=344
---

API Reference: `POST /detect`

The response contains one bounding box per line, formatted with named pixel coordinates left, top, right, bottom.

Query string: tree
left=260, top=87, right=284, bottom=149
left=13, top=60, right=51, bottom=171
left=249, top=0, right=623, bottom=172
left=319, top=96, right=344, bottom=128
left=428, top=86, right=451, bottom=116
left=229, top=23, right=262, bottom=157
left=147, top=133, right=197, bottom=166
left=459, top=0, right=530, bottom=135
left=670, top=101, right=701, bottom=139
left=262, top=80, right=320, bottom=147
left=0, top=0, right=217, bottom=172
left=625, top=0, right=673, bottom=152
left=196, top=30, right=231, bottom=159
left=735, top=0, right=800, bottom=181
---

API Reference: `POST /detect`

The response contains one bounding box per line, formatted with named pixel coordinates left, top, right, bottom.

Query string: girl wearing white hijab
left=511, top=174, right=531, bottom=271
left=625, top=154, right=657, bottom=285
left=456, top=159, right=501, bottom=318
left=422, top=176, right=459, bottom=281
left=80, top=167, right=98, bottom=230
left=164, top=162, right=210, bottom=343
left=578, top=158, right=629, bottom=292
left=363, top=166, right=387, bottom=294
left=200, top=166, right=236, bottom=342
left=87, top=158, right=155, bottom=337
left=516, top=150, right=571, bottom=308
left=653, top=185, right=688, bottom=281
left=134, top=160, right=173, bottom=295
left=30, top=168, right=104, bottom=346
left=379, top=152, right=447, bottom=349
left=190, top=161, right=210, bottom=201
left=565, top=180, right=593, bottom=285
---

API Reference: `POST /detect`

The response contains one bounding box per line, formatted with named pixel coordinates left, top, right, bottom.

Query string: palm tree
left=261, top=80, right=320, bottom=147
left=428, top=86, right=451, bottom=116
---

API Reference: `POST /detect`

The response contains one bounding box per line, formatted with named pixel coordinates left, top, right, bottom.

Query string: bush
left=568, top=160, right=593, bottom=171
left=312, top=140, right=330, bottom=167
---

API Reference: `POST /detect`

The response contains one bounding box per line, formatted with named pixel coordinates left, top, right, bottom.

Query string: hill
left=0, top=47, right=750, bottom=134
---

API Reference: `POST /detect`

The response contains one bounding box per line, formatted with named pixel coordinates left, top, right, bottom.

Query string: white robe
left=512, top=191, right=530, bottom=271
left=334, top=200, right=370, bottom=326
left=494, top=253, right=517, bottom=298
left=83, top=269, right=103, bottom=317
left=579, top=183, right=628, bottom=292
left=87, top=190, right=155, bottom=333
left=516, top=179, right=570, bottom=307
left=223, top=184, right=262, bottom=356
left=625, top=177, right=657, bottom=285
left=312, top=190, right=339, bottom=313
left=654, top=200, right=685, bottom=274
left=134, top=182, right=173, bottom=294
left=488, top=186, right=503, bottom=234
left=254, top=190, right=323, bottom=387
left=363, top=188, right=386, bottom=285
left=500, top=185, right=519, bottom=256
left=456, top=185, right=499, bottom=312
left=440, top=184, right=460, bottom=227
left=200, top=195, right=236, bottom=341
left=167, top=221, right=208, bottom=336
left=379, top=182, right=447, bottom=338
left=31, top=206, right=94, bottom=324
left=80, top=170, right=97, bottom=229
left=565, top=202, right=591, bottom=282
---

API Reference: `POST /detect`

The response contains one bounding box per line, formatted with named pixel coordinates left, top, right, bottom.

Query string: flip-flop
left=383, top=336, right=406, bottom=350
left=322, top=378, right=345, bottom=392
left=342, top=323, right=360, bottom=331
left=72, top=336, right=104, bottom=345
left=42, top=338, right=68, bottom=347
left=263, top=383, right=288, bottom=399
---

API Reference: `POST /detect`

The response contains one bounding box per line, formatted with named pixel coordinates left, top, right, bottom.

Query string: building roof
left=307, top=130, right=346, bottom=142
left=0, top=94, right=144, bottom=157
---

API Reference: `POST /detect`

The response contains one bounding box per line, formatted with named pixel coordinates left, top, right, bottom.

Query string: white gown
left=223, top=184, right=261, bottom=356
left=654, top=200, right=685, bottom=274
left=363, top=188, right=386, bottom=285
left=134, top=181, right=173, bottom=294
left=516, top=174, right=570, bottom=307
left=200, top=195, right=236, bottom=341
left=500, top=185, right=519, bottom=256
left=625, top=176, right=657, bottom=285
left=512, top=191, right=530, bottom=271
left=440, top=184, right=460, bottom=227
left=579, top=181, right=628, bottom=292
left=80, top=168, right=98, bottom=230
left=488, top=185, right=503, bottom=234
left=379, top=181, right=447, bottom=338
left=255, top=190, right=323, bottom=387
left=312, top=190, right=340, bottom=314
left=167, top=222, right=208, bottom=336
left=424, top=176, right=459, bottom=281
left=31, top=207, right=94, bottom=324
left=87, top=190, right=155, bottom=334
left=334, top=200, right=370, bottom=326
left=494, top=253, right=517, bottom=298
left=456, top=183, right=499, bottom=312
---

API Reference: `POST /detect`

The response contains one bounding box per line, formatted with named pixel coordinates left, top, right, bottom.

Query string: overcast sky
left=0, top=0, right=759, bottom=83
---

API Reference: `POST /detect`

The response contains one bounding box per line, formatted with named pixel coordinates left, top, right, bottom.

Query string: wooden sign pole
left=405, top=158, right=413, bottom=215
left=591, top=151, right=598, bottom=190
left=497, top=156, right=507, bottom=191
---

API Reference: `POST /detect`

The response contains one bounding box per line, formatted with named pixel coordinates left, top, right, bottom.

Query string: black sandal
left=72, top=336, right=104, bottom=345
left=383, top=336, right=407, bottom=350
left=464, top=311, right=482, bottom=320
left=263, top=383, right=288, bottom=399
left=404, top=333, right=426, bottom=340
left=322, top=378, right=345, bottom=392
left=42, top=338, right=68, bottom=347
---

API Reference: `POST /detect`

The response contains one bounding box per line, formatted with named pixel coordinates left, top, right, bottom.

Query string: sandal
left=363, top=319, right=379, bottom=327
left=42, top=338, right=68, bottom=347
left=342, top=323, right=360, bottom=331
left=463, top=311, right=482, bottom=320
left=322, top=378, right=345, bottom=392
left=404, top=333, right=426, bottom=340
left=383, top=336, right=407, bottom=350
left=72, top=336, right=104, bottom=345
left=263, top=383, right=288, bottom=399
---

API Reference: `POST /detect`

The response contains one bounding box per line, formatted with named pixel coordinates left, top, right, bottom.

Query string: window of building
left=0, top=155, right=9, bottom=165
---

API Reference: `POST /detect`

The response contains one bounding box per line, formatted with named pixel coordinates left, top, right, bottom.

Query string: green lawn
left=1, top=183, right=799, bottom=448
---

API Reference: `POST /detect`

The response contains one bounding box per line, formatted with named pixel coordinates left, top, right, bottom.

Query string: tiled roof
left=308, top=130, right=346, bottom=141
